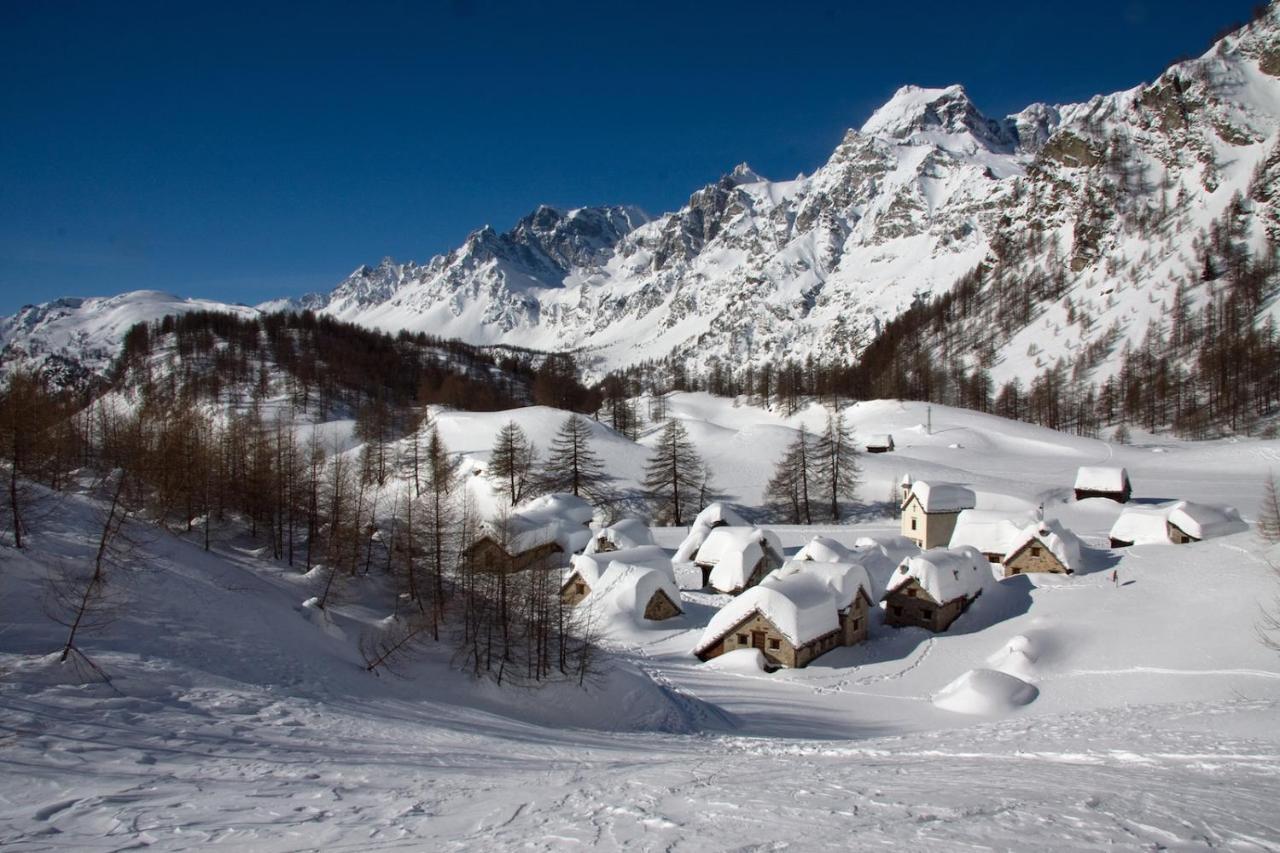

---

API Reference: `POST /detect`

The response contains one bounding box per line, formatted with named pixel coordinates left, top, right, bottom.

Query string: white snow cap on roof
left=580, top=562, right=682, bottom=624
left=1167, top=502, right=1247, bottom=540
left=1109, top=506, right=1172, bottom=545
left=907, top=481, right=976, bottom=513
left=697, top=527, right=782, bottom=593
left=1075, top=466, right=1130, bottom=492
left=865, top=434, right=893, bottom=448
left=490, top=492, right=594, bottom=554
left=583, top=518, right=655, bottom=555
left=1005, top=519, right=1083, bottom=571
left=568, top=545, right=673, bottom=588
left=795, top=535, right=854, bottom=563
left=674, top=502, right=749, bottom=562
left=770, top=559, right=872, bottom=609
left=885, top=545, right=992, bottom=604
left=949, top=510, right=1034, bottom=556
left=694, top=572, right=839, bottom=655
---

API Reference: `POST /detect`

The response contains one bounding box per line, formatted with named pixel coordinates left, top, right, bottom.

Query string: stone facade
left=465, top=537, right=564, bottom=573
left=1167, top=521, right=1198, bottom=544
left=560, top=571, right=591, bottom=605
left=642, top=589, right=682, bottom=621
left=1003, top=541, right=1071, bottom=576
left=882, top=579, right=975, bottom=632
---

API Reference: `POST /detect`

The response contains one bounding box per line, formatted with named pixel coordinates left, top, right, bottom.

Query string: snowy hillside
left=3, top=395, right=1280, bottom=849
left=6, top=9, right=1280, bottom=396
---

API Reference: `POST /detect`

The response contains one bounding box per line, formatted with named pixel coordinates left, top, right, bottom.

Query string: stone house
left=900, top=480, right=977, bottom=549
left=694, top=526, right=784, bottom=593
left=1002, top=519, right=1083, bottom=576
left=882, top=546, right=990, bottom=632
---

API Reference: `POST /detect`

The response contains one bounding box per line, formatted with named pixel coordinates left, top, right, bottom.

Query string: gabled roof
left=694, top=572, right=839, bottom=655
left=674, top=502, right=750, bottom=562
left=769, top=559, right=873, bottom=609
left=566, top=545, right=672, bottom=588
left=1166, top=501, right=1247, bottom=540
left=1004, top=519, right=1083, bottom=571
left=696, top=527, right=782, bottom=593
left=865, top=433, right=894, bottom=447
left=948, top=509, right=1033, bottom=555
left=580, top=562, right=682, bottom=623
left=584, top=517, right=656, bottom=555
left=483, top=492, right=594, bottom=555
left=794, top=535, right=854, bottom=563
left=1074, top=466, right=1130, bottom=492
left=885, top=545, right=990, bottom=604
left=905, top=481, right=976, bottom=513
left=1108, top=506, right=1171, bottom=544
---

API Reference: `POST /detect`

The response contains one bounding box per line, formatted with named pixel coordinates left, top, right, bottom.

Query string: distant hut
left=694, top=527, right=784, bottom=594
left=1166, top=502, right=1247, bottom=543
left=882, top=546, right=990, bottom=632
left=693, top=573, right=843, bottom=668
left=584, top=518, right=655, bottom=555
left=865, top=434, right=895, bottom=453
left=1074, top=466, right=1132, bottom=503
left=674, top=502, right=750, bottom=563
left=560, top=545, right=672, bottom=605
left=1002, top=519, right=1083, bottom=576
left=578, top=562, right=683, bottom=623
left=1108, top=506, right=1172, bottom=548
left=901, top=481, right=977, bottom=549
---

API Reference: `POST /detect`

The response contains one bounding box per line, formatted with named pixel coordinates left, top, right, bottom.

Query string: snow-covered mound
left=933, top=668, right=1039, bottom=715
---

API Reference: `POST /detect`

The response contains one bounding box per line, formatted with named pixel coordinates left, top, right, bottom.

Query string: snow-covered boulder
left=933, top=668, right=1039, bottom=715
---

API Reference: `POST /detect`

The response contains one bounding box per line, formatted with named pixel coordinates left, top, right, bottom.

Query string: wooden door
left=751, top=631, right=767, bottom=651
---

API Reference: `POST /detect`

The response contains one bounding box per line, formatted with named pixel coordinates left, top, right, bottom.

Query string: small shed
left=865, top=434, right=895, bottom=453
left=674, top=502, right=750, bottom=563
left=584, top=518, right=655, bottom=555
left=1108, top=506, right=1172, bottom=547
left=882, top=545, right=990, bottom=632
left=561, top=545, right=673, bottom=605
left=578, top=562, right=683, bottom=623
left=467, top=491, right=595, bottom=572
left=1166, top=502, right=1247, bottom=543
left=948, top=510, right=1032, bottom=562
left=693, top=573, right=842, bottom=668
left=901, top=481, right=977, bottom=549
left=694, top=526, right=784, bottom=594
left=1074, top=467, right=1132, bottom=503
left=1002, top=519, right=1083, bottom=576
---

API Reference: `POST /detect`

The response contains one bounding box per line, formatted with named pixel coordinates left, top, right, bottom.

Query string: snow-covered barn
left=1166, top=502, right=1247, bottom=543
left=1002, top=519, right=1084, bottom=576
left=584, top=518, right=655, bottom=555
left=466, top=493, right=594, bottom=573
left=769, top=559, right=875, bottom=646
left=1074, top=466, right=1132, bottom=503
left=694, top=527, right=784, bottom=594
left=901, top=480, right=976, bottom=549
left=865, top=434, right=895, bottom=453
left=1109, top=506, right=1173, bottom=547
left=674, top=502, right=749, bottom=563
left=577, top=562, right=683, bottom=623
left=693, top=572, right=843, bottom=668
left=561, top=545, right=673, bottom=605
left=948, top=510, right=1032, bottom=562
left=882, top=546, right=991, bottom=632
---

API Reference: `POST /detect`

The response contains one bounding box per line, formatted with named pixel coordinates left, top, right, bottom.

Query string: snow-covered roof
left=905, top=481, right=976, bottom=513
left=1004, top=519, right=1083, bottom=571
left=1108, top=506, right=1172, bottom=545
left=1166, top=502, right=1247, bottom=540
left=694, top=572, right=839, bottom=655
left=579, top=562, right=682, bottom=623
left=1074, top=466, right=1130, bottom=493
left=696, top=527, right=782, bottom=593
left=948, top=510, right=1034, bottom=555
left=885, top=546, right=991, bottom=604
left=568, top=545, right=673, bottom=588
left=769, top=559, right=872, bottom=609
left=583, top=518, right=655, bottom=555
left=674, top=502, right=749, bottom=562
left=794, top=535, right=854, bottom=563
left=490, top=492, right=594, bottom=555
left=865, top=433, right=894, bottom=448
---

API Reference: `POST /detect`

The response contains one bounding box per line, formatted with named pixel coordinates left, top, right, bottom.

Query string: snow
left=1110, top=505, right=1175, bottom=545
left=695, top=526, right=782, bottom=593
left=578, top=562, right=682, bottom=627
left=864, top=433, right=894, bottom=449
left=695, top=571, right=840, bottom=654
left=583, top=517, right=655, bottom=554
left=948, top=509, right=1034, bottom=555
left=1167, top=501, right=1249, bottom=540
left=769, top=559, right=872, bottom=610
left=906, top=480, right=977, bottom=513
left=933, top=668, right=1040, bottom=715
left=672, top=501, right=748, bottom=562
left=568, top=545, right=673, bottom=588
left=885, top=545, right=993, bottom=604
left=1005, top=518, right=1084, bottom=572
left=794, top=534, right=854, bottom=563
left=486, top=492, right=594, bottom=555
left=1075, top=466, right=1131, bottom=493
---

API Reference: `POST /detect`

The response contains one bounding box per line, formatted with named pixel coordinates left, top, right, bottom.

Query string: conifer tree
left=765, top=426, right=814, bottom=524
left=487, top=420, right=537, bottom=507
left=814, top=412, right=860, bottom=521
left=540, top=414, right=611, bottom=502
left=642, top=418, right=704, bottom=525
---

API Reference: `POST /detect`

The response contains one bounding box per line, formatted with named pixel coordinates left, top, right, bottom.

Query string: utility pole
left=927, top=405, right=932, bottom=436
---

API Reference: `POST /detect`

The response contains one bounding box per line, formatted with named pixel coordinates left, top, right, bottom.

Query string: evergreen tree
left=814, top=412, right=860, bottom=521
left=642, top=418, right=704, bottom=525
left=487, top=421, right=537, bottom=507
left=540, top=414, right=612, bottom=502
left=764, top=426, right=814, bottom=524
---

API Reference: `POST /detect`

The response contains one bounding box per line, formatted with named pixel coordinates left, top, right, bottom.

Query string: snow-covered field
left=3, top=396, right=1280, bottom=850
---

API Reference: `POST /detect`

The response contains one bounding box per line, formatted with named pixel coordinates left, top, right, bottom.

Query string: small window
left=737, top=633, right=748, bottom=644
left=575, top=583, right=585, bottom=594
left=907, top=588, right=917, bottom=597
left=910, top=518, right=918, bottom=530
left=1031, top=546, right=1041, bottom=557
left=768, top=638, right=780, bottom=650
left=891, top=606, right=902, bottom=616
left=922, top=609, right=933, bottom=619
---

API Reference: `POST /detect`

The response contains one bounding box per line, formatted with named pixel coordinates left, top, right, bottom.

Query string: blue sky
left=0, top=0, right=1266, bottom=314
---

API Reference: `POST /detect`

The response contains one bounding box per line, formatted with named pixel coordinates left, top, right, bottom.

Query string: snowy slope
left=3, top=396, right=1280, bottom=849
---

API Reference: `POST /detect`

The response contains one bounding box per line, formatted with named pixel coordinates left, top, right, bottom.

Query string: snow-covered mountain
left=5, top=8, right=1280, bottom=387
